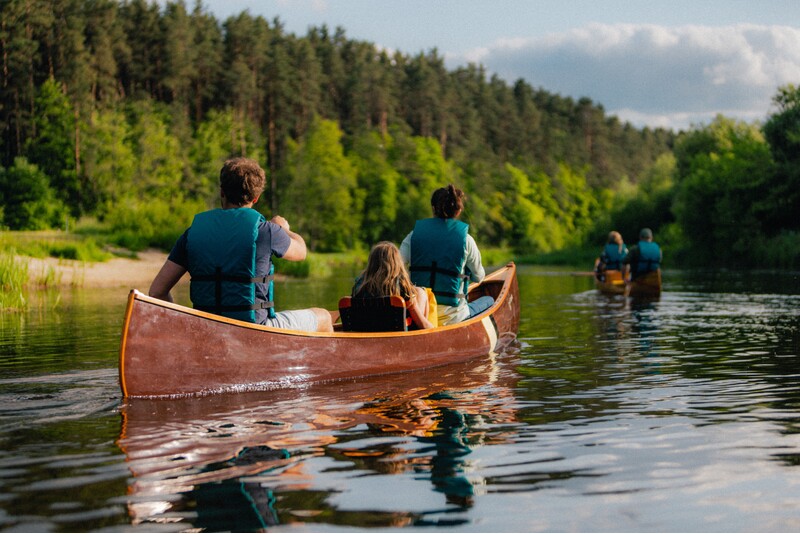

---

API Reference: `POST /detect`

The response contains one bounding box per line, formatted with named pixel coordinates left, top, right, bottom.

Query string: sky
left=196, top=0, right=800, bottom=131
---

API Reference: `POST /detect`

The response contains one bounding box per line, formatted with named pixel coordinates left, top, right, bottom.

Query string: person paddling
left=148, top=157, right=333, bottom=332
left=623, top=227, right=662, bottom=280
left=594, top=230, right=628, bottom=281
left=399, top=184, right=493, bottom=325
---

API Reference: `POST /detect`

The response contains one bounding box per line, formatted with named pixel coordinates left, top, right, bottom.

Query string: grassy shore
left=0, top=229, right=587, bottom=313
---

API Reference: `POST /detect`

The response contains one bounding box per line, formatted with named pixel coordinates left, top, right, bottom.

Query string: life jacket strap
left=191, top=267, right=275, bottom=315
left=410, top=261, right=469, bottom=301
left=191, top=273, right=275, bottom=284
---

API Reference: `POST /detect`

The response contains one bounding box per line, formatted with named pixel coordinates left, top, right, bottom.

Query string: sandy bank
left=25, top=249, right=173, bottom=289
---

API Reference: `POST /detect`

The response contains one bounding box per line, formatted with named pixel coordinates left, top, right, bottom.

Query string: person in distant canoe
left=399, top=184, right=493, bottom=326
left=623, top=227, right=662, bottom=280
left=351, top=241, right=435, bottom=330
left=594, top=230, right=628, bottom=280
left=148, top=157, right=333, bottom=332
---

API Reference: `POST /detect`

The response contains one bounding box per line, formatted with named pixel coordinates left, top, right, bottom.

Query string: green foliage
left=281, top=118, right=360, bottom=252
left=761, top=84, right=800, bottom=234
left=753, top=231, right=800, bottom=269
left=390, top=133, right=458, bottom=238
left=190, top=110, right=231, bottom=192
left=273, top=250, right=367, bottom=279
left=477, top=247, right=514, bottom=268
left=672, top=116, right=773, bottom=265
left=272, top=256, right=310, bottom=278
left=516, top=246, right=599, bottom=267
left=25, top=79, right=80, bottom=212
left=127, top=100, right=186, bottom=198
left=0, top=158, right=71, bottom=230
left=348, top=130, right=400, bottom=244
left=0, top=231, right=113, bottom=262
left=0, top=251, right=28, bottom=311
left=503, top=163, right=561, bottom=253
left=13, top=2, right=800, bottom=271
left=81, top=109, right=137, bottom=211
left=104, top=197, right=206, bottom=251
left=189, top=109, right=251, bottom=203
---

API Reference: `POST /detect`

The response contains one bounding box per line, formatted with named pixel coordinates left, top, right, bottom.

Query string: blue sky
left=196, top=0, right=800, bottom=131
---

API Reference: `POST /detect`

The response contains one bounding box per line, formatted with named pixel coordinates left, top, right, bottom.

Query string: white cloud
left=454, top=23, right=800, bottom=130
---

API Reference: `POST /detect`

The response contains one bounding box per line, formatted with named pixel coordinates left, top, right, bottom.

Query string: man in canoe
left=623, top=227, right=662, bottom=280
left=148, top=157, right=333, bottom=332
left=399, top=184, right=493, bottom=325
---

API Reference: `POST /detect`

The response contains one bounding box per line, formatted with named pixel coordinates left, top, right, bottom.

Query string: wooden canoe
left=594, top=269, right=626, bottom=295
left=119, top=262, right=520, bottom=398
left=627, top=269, right=662, bottom=297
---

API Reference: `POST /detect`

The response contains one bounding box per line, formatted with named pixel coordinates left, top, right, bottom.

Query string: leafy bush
left=104, top=197, right=207, bottom=251
left=0, top=158, right=71, bottom=231
left=754, top=232, right=800, bottom=269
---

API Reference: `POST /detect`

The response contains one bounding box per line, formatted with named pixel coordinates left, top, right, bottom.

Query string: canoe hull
left=595, top=269, right=626, bottom=295
left=120, top=263, right=520, bottom=398
left=594, top=268, right=662, bottom=297
left=628, top=269, right=662, bottom=297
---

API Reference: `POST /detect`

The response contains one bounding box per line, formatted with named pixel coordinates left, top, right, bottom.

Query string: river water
left=1, top=266, right=799, bottom=532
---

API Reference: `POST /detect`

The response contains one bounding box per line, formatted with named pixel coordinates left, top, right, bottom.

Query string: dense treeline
left=0, top=0, right=672, bottom=253
left=1, top=1, right=797, bottom=267
left=606, top=85, right=800, bottom=268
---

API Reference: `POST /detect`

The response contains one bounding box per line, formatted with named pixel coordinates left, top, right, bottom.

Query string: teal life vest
left=601, top=243, right=627, bottom=270
left=632, top=240, right=661, bottom=276
left=186, top=208, right=275, bottom=323
left=409, top=218, right=469, bottom=307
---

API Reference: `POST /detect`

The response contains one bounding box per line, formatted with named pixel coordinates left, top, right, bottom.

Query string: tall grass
left=0, top=252, right=28, bottom=311
left=33, top=264, right=63, bottom=288
left=0, top=231, right=113, bottom=262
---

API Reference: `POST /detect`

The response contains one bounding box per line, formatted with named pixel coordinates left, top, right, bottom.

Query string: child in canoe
left=352, top=241, right=435, bottom=330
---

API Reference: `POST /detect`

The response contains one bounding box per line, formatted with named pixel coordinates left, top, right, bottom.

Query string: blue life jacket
left=409, top=218, right=469, bottom=307
left=601, top=243, right=627, bottom=270
left=186, top=208, right=275, bottom=323
left=632, top=240, right=661, bottom=276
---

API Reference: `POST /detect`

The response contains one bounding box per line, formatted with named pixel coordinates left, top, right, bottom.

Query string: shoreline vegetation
left=2, top=2, right=799, bottom=289
left=0, top=230, right=524, bottom=310
left=1, top=227, right=795, bottom=312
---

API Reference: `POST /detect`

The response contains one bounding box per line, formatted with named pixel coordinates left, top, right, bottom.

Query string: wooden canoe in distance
left=119, top=262, right=520, bottom=398
left=594, top=269, right=626, bottom=295
left=627, top=269, right=662, bottom=297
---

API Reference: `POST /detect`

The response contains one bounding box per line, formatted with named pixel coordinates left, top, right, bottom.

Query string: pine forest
left=2, top=0, right=799, bottom=268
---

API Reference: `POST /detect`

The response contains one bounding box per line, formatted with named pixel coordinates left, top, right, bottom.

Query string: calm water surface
left=1, top=266, right=800, bottom=532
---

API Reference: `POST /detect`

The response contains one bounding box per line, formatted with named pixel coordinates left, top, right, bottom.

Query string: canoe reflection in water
left=117, top=352, right=520, bottom=529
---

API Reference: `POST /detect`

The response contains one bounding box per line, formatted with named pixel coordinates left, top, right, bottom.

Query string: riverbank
left=22, top=249, right=172, bottom=289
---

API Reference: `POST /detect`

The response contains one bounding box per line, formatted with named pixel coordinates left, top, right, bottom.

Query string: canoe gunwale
left=119, top=263, right=519, bottom=398
left=122, top=262, right=516, bottom=340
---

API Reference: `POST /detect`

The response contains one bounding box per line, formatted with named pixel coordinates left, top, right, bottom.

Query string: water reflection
left=3, top=269, right=800, bottom=531
left=117, top=354, right=520, bottom=530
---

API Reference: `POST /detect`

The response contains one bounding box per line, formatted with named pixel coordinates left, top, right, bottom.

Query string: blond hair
left=355, top=241, right=415, bottom=299
left=607, top=231, right=624, bottom=253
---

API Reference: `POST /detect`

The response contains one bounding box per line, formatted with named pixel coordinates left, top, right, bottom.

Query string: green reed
left=0, top=252, right=29, bottom=311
